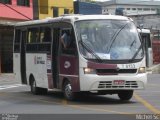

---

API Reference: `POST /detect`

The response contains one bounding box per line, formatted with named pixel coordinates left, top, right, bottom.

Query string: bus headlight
left=84, top=68, right=96, bottom=74
left=138, top=67, right=146, bottom=73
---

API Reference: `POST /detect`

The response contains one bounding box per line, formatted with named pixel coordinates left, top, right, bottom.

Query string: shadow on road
left=12, top=90, right=136, bottom=105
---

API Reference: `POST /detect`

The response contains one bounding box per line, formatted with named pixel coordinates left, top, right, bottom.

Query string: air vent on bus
left=98, top=81, right=138, bottom=89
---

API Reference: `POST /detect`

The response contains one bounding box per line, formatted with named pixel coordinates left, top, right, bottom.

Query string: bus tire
left=63, top=81, right=76, bottom=101
left=30, top=79, right=40, bottom=95
left=39, top=88, right=48, bottom=95
left=118, top=90, right=133, bottom=101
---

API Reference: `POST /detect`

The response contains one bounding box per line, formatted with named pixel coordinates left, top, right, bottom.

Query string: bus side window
left=39, top=27, right=52, bottom=52
left=27, top=28, right=39, bottom=43
left=14, top=29, right=21, bottom=52
left=40, top=27, right=51, bottom=43
left=26, top=27, right=39, bottom=52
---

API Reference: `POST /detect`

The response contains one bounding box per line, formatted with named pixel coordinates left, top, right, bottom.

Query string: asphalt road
left=0, top=74, right=160, bottom=120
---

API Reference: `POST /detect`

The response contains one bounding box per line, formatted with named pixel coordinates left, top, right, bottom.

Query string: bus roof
left=15, top=14, right=130, bottom=27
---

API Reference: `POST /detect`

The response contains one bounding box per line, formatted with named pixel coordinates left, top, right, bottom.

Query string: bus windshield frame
left=75, top=20, right=144, bottom=63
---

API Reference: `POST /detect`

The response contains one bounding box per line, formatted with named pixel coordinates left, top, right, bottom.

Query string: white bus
left=13, top=15, right=147, bottom=101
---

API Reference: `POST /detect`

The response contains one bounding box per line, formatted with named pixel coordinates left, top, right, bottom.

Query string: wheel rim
left=65, top=83, right=72, bottom=98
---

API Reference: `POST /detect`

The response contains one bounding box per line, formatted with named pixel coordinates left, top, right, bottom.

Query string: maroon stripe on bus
left=87, top=61, right=117, bottom=69
left=47, top=69, right=52, bottom=73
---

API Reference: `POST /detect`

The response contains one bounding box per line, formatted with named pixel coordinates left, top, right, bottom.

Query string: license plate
left=113, top=80, right=125, bottom=85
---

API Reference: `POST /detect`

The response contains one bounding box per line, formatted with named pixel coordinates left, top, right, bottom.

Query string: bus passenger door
left=20, top=31, right=27, bottom=84
left=58, top=27, right=79, bottom=92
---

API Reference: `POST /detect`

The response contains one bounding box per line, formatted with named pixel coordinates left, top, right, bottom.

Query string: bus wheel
left=118, top=90, right=133, bottom=101
left=63, top=81, right=76, bottom=101
left=30, top=79, right=39, bottom=95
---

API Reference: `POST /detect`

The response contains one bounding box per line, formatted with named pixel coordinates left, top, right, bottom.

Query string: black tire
left=63, top=81, right=76, bottom=101
left=30, top=78, right=40, bottom=95
left=39, top=88, right=48, bottom=95
left=118, top=90, right=133, bottom=101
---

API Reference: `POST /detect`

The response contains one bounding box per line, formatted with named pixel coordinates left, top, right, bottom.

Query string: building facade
left=0, top=0, right=33, bottom=73
left=33, top=0, right=74, bottom=19
left=101, top=0, right=160, bottom=16
left=74, top=1, right=102, bottom=15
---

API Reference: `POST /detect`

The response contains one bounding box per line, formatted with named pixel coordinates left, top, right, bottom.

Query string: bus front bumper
left=79, top=73, right=147, bottom=91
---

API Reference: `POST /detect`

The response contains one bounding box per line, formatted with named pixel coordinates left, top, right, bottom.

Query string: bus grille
left=96, top=69, right=137, bottom=75
left=98, top=81, right=138, bottom=88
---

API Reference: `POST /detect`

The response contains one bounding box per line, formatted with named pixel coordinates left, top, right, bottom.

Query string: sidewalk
left=147, top=64, right=160, bottom=74
left=0, top=73, right=20, bottom=85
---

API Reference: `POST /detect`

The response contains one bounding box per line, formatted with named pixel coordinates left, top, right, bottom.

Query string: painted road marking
left=0, top=84, right=24, bottom=90
left=61, top=99, right=130, bottom=114
left=0, top=85, right=158, bottom=114
left=134, top=93, right=160, bottom=114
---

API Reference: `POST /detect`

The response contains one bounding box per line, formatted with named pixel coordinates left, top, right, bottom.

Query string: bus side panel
left=13, top=53, right=21, bottom=84
left=26, top=53, right=48, bottom=89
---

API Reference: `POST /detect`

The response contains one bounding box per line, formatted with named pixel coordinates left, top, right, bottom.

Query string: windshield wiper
left=79, top=40, right=103, bottom=63
left=128, top=45, right=142, bottom=62
left=107, top=23, right=129, bottom=53
left=130, top=39, right=136, bottom=49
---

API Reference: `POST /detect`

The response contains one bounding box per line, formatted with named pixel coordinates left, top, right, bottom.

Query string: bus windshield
left=75, top=20, right=143, bottom=61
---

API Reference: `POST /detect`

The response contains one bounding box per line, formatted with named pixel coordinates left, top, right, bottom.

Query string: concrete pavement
left=0, top=74, right=20, bottom=86
left=147, top=64, right=160, bottom=74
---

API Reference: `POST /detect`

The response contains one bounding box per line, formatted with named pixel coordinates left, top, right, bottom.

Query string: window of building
left=132, top=8, right=136, bottom=11
left=0, top=0, right=11, bottom=4
left=143, top=8, right=150, bottom=11
left=138, top=8, right=142, bottom=11
left=17, top=0, right=30, bottom=7
left=39, top=0, right=48, bottom=14
left=127, top=8, right=130, bottom=10
left=53, top=7, right=59, bottom=17
left=64, top=9, right=69, bottom=14
left=151, top=8, right=156, bottom=11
